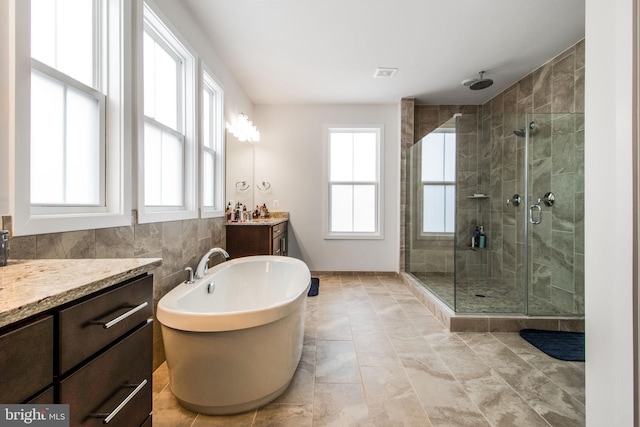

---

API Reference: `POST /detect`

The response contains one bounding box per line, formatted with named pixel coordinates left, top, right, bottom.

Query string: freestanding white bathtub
left=157, top=255, right=311, bottom=415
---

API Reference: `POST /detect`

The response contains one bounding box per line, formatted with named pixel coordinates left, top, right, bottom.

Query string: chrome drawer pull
left=92, top=302, right=148, bottom=329
left=92, top=379, right=147, bottom=424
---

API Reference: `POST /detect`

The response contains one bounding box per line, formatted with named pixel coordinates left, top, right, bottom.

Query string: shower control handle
left=529, top=203, right=542, bottom=225
left=506, top=194, right=521, bottom=207
left=540, top=191, right=555, bottom=207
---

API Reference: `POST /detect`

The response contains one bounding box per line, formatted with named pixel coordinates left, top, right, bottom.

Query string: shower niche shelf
left=466, top=194, right=490, bottom=199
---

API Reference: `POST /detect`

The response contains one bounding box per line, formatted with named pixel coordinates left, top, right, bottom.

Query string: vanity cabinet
left=0, top=315, right=54, bottom=404
left=226, top=221, right=288, bottom=258
left=58, top=274, right=153, bottom=426
left=0, top=273, right=153, bottom=427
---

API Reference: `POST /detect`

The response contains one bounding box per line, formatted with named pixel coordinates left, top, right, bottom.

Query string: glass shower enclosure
left=406, top=112, right=584, bottom=317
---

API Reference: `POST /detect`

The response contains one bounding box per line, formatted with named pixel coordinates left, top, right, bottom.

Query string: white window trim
left=136, top=0, right=198, bottom=224
left=200, top=64, right=225, bottom=219
left=323, top=125, right=384, bottom=240
left=10, top=0, right=131, bottom=236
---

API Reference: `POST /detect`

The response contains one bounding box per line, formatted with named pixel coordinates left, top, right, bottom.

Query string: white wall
left=585, top=0, right=635, bottom=425
left=253, top=104, right=400, bottom=272
left=152, top=0, right=253, bottom=125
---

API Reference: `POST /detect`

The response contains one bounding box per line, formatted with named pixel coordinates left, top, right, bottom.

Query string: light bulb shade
left=227, top=113, right=259, bottom=142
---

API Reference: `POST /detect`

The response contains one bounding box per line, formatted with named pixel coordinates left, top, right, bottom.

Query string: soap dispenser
left=478, top=226, right=486, bottom=249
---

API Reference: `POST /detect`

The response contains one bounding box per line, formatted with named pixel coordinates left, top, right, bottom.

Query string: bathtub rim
left=156, top=255, right=311, bottom=332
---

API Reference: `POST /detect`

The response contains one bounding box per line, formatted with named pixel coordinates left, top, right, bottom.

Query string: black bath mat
left=519, top=329, right=585, bottom=362
left=308, top=277, right=319, bottom=297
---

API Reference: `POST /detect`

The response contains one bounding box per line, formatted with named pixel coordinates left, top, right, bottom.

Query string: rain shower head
left=462, top=71, right=494, bottom=91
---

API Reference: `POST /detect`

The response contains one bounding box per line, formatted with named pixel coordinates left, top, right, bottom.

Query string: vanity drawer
left=59, top=321, right=152, bottom=427
left=272, top=222, right=287, bottom=239
left=0, top=315, right=53, bottom=403
left=58, top=275, right=153, bottom=374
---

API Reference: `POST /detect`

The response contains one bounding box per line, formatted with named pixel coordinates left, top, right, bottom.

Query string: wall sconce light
left=226, top=113, right=260, bottom=142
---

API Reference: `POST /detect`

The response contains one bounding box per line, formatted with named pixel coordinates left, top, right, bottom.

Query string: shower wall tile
left=575, top=67, right=585, bottom=113
left=533, top=62, right=552, bottom=110
left=552, top=53, right=576, bottom=113
left=517, top=74, right=534, bottom=100
left=551, top=173, right=576, bottom=233
left=531, top=262, right=552, bottom=300
left=551, top=230, right=575, bottom=293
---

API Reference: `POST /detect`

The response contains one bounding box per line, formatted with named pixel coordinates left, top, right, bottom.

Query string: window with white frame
left=326, top=126, right=382, bottom=238
left=30, top=0, right=104, bottom=207
left=201, top=69, right=225, bottom=217
left=11, top=0, right=130, bottom=236
left=139, top=2, right=197, bottom=222
left=421, top=129, right=456, bottom=234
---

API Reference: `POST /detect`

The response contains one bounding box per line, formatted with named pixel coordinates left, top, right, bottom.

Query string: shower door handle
left=529, top=203, right=542, bottom=224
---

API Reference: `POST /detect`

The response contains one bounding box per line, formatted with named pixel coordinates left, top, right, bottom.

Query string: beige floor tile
left=253, top=403, right=313, bottom=426
left=191, top=411, right=256, bottom=426
left=152, top=386, right=198, bottom=427
left=360, top=365, right=432, bottom=426
left=315, top=340, right=360, bottom=383
left=313, top=383, right=369, bottom=426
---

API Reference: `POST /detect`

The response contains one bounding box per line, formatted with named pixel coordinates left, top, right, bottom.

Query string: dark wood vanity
left=0, top=259, right=160, bottom=427
left=226, top=218, right=288, bottom=258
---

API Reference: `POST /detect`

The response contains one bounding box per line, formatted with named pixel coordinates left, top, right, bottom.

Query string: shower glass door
left=526, top=113, right=584, bottom=316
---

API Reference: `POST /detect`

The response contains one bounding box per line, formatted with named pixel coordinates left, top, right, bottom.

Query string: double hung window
left=31, top=0, right=105, bottom=208
left=421, top=130, right=456, bottom=234
left=139, top=3, right=197, bottom=222
left=12, top=0, right=129, bottom=236
left=201, top=70, right=225, bottom=217
left=326, top=127, right=382, bottom=239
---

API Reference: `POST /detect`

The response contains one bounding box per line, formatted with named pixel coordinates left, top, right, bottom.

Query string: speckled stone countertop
left=0, top=258, right=162, bottom=329
left=226, top=212, right=289, bottom=226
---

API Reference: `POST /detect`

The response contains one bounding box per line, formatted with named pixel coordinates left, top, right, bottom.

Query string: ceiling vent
left=373, top=68, right=398, bottom=78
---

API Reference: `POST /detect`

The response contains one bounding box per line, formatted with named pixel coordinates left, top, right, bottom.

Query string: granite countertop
left=227, top=212, right=289, bottom=226
left=0, top=258, right=162, bottom=329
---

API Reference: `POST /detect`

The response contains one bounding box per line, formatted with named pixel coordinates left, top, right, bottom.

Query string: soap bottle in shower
left=478, top=226, right=486, bottom=249
left=471, top=227, right=480, bottom=248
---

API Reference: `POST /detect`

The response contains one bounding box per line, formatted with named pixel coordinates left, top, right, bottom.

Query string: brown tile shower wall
left=7, top=214, right=226, bottom=370
left=484, top=40, right=584, bottom=314
left=402, top=39, right=584, bottom=314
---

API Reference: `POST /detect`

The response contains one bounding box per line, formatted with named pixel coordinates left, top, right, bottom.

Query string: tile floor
left=152, top=274, right=585, bottom=426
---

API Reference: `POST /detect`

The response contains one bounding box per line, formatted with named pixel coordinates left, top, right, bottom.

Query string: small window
left=326, top=126, right=383, bottom=239
left=201, top=69, right=225, bottom=217
left=421, top=130, right=456, bottom=234
left=138, top=2, right=197, bottom=223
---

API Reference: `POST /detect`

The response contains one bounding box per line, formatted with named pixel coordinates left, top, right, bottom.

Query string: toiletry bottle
left=0, top=230, right=8, bottom=267
left=479, top=226, right=486, bottom=249
left=472, top=227, right=480, bottom=248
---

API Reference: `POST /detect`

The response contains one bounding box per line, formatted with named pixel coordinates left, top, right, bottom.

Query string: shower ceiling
left=181, top=0, right=585, bottom=105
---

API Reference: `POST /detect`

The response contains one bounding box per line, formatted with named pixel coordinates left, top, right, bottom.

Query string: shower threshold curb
left=400, top=273, right=584, bottom=333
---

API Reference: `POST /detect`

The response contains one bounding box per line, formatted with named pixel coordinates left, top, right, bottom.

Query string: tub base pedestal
left=176, top=379, right=292, bottom=415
